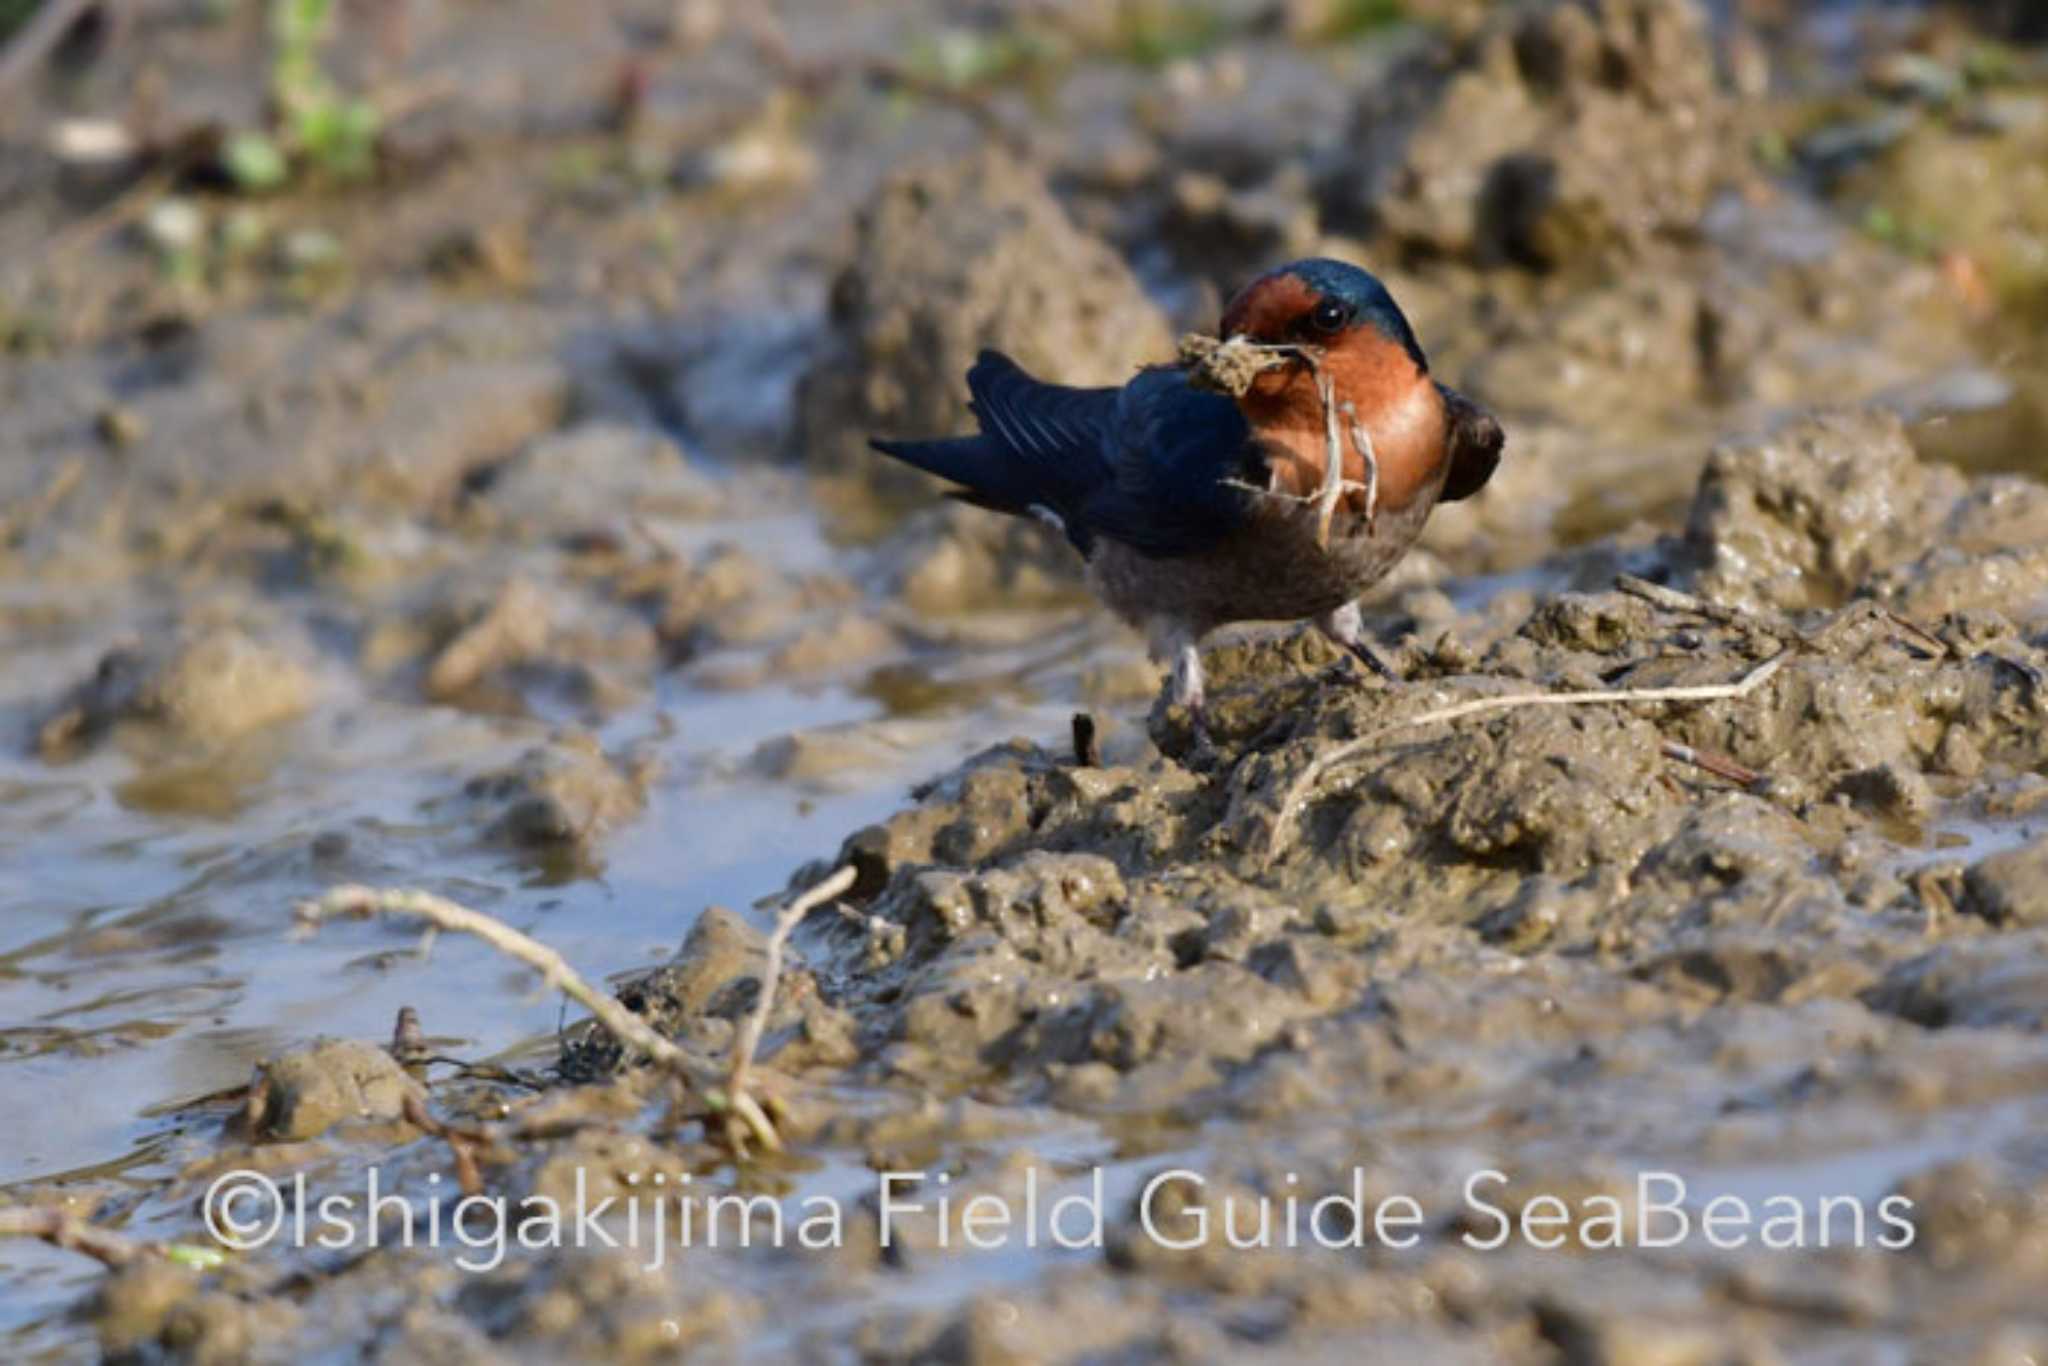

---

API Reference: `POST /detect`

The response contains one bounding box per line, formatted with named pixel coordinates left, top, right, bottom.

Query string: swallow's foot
left=1186, top=703, right=1221, bottom=770
left=1317, top=603, right=1401, bottom=685
left=1148, top=632, right=1222, bottom=770
left=1338, top=637, right=1401, bottom=683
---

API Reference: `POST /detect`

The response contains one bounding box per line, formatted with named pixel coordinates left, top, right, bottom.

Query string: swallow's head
left=1217, top=258, right=1447, bottom=507
left=1218, top=257, right=1428, bottom=377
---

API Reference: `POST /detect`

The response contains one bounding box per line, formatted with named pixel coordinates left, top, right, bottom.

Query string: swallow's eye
left=1307, top=299, right=1350, bottom=335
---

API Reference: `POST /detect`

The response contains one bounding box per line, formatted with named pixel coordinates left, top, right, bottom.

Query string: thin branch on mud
left=1659, top=737, right=1765, bottom=788
left=1071, top=711, right=1101, bottom=767
left=1617, top=574, right=1952, bottom=663
left=400, top=1093, right=494, bottom=1197
left=725, top=865, right=856, bottom=1154
left=1266, top=652, right=1788, bottom=864
left=1615, top=574, right=1791, bottom=639
left=0, top=1206, right=151, bottom=1269
left=297, top=869, right=855, bottom=1157
left=296, top=886, right=718, bottom=1085
left=392, top=1002, right=546, bottom=1089
left=1883, top=609, right=1954, bottom=660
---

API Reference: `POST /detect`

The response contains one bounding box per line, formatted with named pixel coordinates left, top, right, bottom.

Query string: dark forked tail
left=868, top=350, right=1119, bottom=553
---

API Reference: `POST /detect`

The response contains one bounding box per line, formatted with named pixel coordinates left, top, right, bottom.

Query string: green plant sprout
left=225, top=0, right=382, bottom=191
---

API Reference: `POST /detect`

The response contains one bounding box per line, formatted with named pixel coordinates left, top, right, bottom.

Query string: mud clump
left=794, top=147, right=1172, bottom=492
left=462, top=734, right=654, bottom=857
left=780, top=408, right=2048, bottom=1158
left=474, top=421, right=724, bottom=544
left=874, top=501, right=1084, bottom=616
left=424, top=578, right=555, bottom=703
left=1687, top=406, right=2048, bottom=621
left=563, top=903, right=857, bottom=1079
left=1684, top=408, right=1964, bottom=612
left=412, top=572, right=660, bottom=716
left=37, top=627, right=317, bottom=758
left=1963, top=837, right=2048, bottom=926
left=241, top=1038, right=423, bottom=1142
left=1343, top=0, right=1745, bottom=269
left=96, top=1259, right=302, bottom=1365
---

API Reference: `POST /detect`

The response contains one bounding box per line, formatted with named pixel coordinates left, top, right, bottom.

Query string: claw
left=1340, top=637, right=1400, bottom=683
left=1316, top=602, right=1400, bottom=684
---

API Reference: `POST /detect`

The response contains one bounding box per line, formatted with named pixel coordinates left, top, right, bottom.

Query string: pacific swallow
left=871, top=257, right=1504, bottom=748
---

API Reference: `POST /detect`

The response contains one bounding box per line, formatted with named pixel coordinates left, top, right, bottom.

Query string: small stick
left=1265, top=653, right=1788, bottom=863
left=1177, top=335, right=1352, bottom=549
left=390, top=1006, right=428, bottom=1066
left=1659, top=738, right=1764, bottom=787
left=1883, top=609, right=1953, bottom=660
left=1618, top=574, right=1953, bottom=665
left=297, top=876, right=846, bottom=1155
left=400, top=1093, right=491, bottom=1197
left=1219, top=476, right=1374, bottom=505
left=296, top=887, right=718, bottom=1083
left=0, top=1206, right=151, bottom=1269
left=1307, top=357, right=1345, bottom=549
left=1343, top=404, right=1381, bottom=538
left=725, top=865, right=856, bottom=1153
left=728, top=867, right=854, bottom=1092
left=1071, top=712, right=1101, bottom=767
left=1615, top=574, right=1790, bottom=639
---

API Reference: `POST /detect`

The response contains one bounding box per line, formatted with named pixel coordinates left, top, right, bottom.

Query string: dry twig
left=725, top=865, right=856, bottom=1153
left=1614, top=573, right=1788, bottom=638
left=1071, top=712, right=1101, bottom=767
left=1266, top=652, right=1788, bottom=863
left=1659, top=738, right=1765, bottom=787
left=296, top=886, right=712, bottom=1077
left=1342, top=403, right=1381, bottom=538
left=0, top=1206, right=151, bottom=1268
left=1306, top=357, right=1346, bottom=549
left=390, top=1005, right=428, bottom=1068
left=1178, top=334, right=1376, bottom=549
left=399, top=1093, right=493, bottom=1197
left=1617, top=574, right=1953, bottom=664
left=296, top=869, right=856, bottom=1155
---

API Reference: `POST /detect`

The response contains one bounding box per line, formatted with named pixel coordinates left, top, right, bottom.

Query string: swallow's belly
left=1086, top=492, right=1437, bottom=636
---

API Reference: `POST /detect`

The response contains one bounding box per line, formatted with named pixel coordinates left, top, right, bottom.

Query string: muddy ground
left=4, top=0, right=2048, bottom=1361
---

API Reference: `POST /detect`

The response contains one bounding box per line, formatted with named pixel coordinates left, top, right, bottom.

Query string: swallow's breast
left=1087, top=469, right=1444, bottom=635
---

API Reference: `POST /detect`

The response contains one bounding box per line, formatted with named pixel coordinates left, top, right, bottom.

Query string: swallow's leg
left=1316, top=601, right=1400, bottom=683
left=1149, top=620, right=1215, bottom=759
left=1169, top=635, right=1215, bottom=754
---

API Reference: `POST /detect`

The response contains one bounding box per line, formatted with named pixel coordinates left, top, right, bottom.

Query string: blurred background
left=2, top=0, right=2047, bottom=1357
left=2, top=1, right=2043, bottom=531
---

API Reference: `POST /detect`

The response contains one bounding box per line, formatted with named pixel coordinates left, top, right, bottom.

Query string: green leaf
left=164, top=1243, right=229, bottom=1270
left=223, top=132, right=290, bottom=192
left=294, top=98, right=380, bottom=178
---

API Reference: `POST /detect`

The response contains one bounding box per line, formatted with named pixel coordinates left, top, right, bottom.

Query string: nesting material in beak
left=1178, top=332, right=1295, bottom=396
